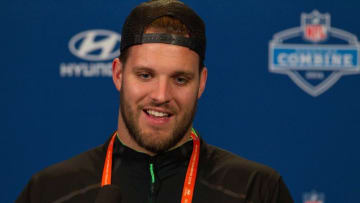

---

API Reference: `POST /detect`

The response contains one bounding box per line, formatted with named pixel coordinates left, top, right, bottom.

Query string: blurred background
left=2, top=0, right=360, bottom=202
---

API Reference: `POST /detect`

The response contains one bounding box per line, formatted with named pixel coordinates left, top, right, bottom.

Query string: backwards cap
left=120, top=0, right=206, bottom=62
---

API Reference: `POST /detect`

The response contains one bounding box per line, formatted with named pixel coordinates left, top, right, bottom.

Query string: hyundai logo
left=69, top=29, right=121, bottom=61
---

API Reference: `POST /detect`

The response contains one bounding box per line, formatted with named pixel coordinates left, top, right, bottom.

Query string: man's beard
left=120, top=91, right=197, bottom=154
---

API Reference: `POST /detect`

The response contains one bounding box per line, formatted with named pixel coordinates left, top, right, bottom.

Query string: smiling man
left=17, top=0, right=293, bottom=203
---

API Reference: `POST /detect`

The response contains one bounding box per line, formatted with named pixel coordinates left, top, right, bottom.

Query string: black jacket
left=17, top=134, right=293, bottom=203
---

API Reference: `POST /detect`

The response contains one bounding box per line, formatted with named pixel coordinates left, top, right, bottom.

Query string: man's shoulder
left=202, top=143, right=279, bottom=178
left=36, top=144, right=105, bottom=180
left=17, top=145, right=106, bottom=203
left=197, top=143, right=293, bottom=202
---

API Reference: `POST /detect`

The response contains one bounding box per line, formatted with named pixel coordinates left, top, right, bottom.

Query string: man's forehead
left=125, top=43, right=199, bottom=73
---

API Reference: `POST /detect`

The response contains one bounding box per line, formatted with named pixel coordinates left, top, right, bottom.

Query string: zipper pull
left=149, top=161, right=158, bottom=203
left=149, top=163, right=156, bottom=194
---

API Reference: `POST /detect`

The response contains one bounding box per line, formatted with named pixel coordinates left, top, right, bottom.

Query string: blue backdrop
left=2, top=0, right=360, bottom=202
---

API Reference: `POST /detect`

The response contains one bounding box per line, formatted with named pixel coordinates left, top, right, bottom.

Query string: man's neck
left=116, top=126, right=193, bottom=156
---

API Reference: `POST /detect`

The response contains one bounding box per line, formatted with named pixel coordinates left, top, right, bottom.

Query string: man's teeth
left=147, top=110, right=169, bottom=117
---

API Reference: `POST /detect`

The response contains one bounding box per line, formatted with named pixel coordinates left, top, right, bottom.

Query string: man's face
left=114, top=43, right=207, bottom=154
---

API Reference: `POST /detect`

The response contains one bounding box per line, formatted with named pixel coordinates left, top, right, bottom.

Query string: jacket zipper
left=149, top=162, right=156, bottom=203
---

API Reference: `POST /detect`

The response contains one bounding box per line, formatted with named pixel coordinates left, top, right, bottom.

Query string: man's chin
left=134, top=131, right=186, bottom=154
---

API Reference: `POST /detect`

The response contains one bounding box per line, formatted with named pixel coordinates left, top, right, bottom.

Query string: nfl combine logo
left=303, top=190, right=325, bottom=203
left=269, top=10, right=360, bottom=96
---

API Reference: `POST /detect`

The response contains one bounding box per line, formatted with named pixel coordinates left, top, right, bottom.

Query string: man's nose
left=150, top=77, right=172, bottom=104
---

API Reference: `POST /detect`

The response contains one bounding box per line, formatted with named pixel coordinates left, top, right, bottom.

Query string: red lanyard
left=101, top=130, right=200, bottom=203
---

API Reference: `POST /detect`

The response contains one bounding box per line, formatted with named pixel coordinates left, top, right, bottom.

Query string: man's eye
left=139, top=73, right=151, bottom=80
left=175, top=77, right=188, bottom=85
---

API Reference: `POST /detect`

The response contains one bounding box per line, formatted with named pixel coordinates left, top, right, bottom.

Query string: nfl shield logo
left=301, top=10, right=330, bottom=43
left=303, top=190, right=325, bottom=203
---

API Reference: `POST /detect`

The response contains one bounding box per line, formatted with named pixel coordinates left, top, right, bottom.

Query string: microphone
left=95, top=185, right=122, bottom=203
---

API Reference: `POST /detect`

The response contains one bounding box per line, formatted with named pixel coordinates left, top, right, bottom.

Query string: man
left=17, top=0, right=293, bottom=202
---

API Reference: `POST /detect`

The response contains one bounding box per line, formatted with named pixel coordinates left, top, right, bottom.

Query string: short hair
left=119, top=16, right=204, bottom=71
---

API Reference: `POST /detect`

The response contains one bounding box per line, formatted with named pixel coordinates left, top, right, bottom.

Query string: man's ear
left=197, top=67, right=207, bottom=99
left=112, top=58, right=123, bottom=91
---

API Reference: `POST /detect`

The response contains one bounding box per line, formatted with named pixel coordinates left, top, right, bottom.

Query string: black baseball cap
left=120, top=0, right=206, bottom=62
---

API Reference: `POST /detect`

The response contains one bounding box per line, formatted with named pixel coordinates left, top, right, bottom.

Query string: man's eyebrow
left=132, top=66, right=154, bottom=72
left=132, top=67, right=195, bottom=78
left=172, top=71, right=195, bottom=78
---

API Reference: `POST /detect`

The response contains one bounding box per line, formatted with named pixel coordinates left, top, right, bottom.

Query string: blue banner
left=2, top=0, right=360, bottom=202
